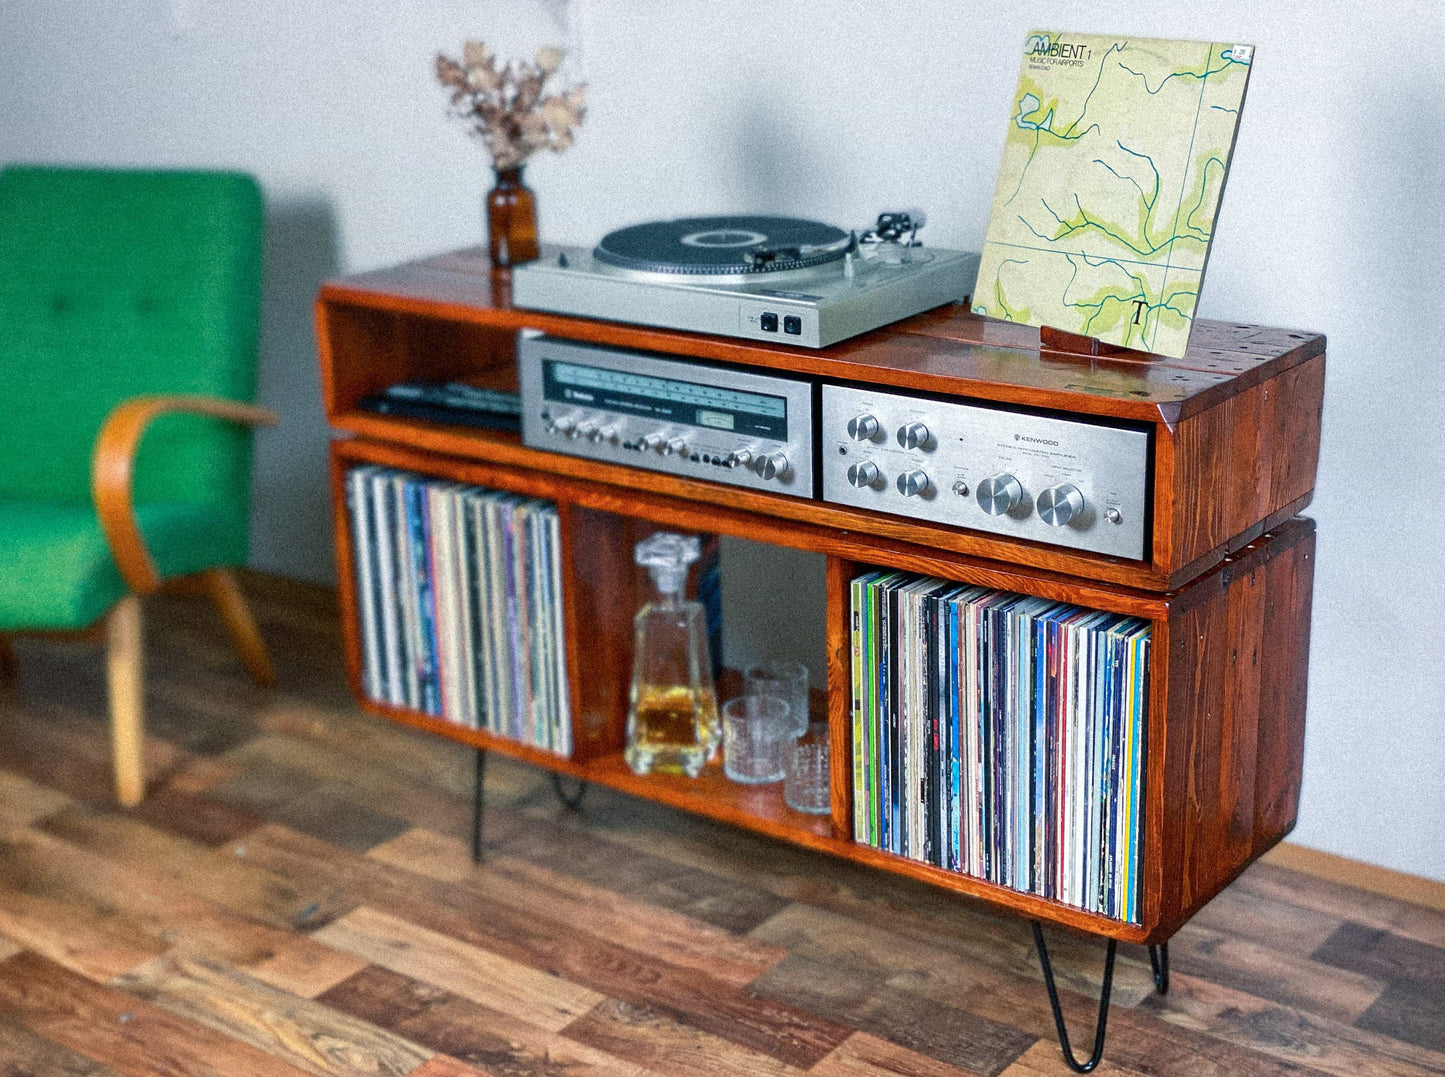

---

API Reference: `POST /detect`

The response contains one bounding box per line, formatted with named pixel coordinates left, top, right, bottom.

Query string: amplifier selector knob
left=753, top=451, right=789, bottom=480
left=976, top=474, right=1023, bottom=516
left=896, top=421, right=931, bottom=450
left=847, top=461, right=880, bottom=488
left=1036, top=483, right=1085, bottom=526
left=726, top=448, right=752, bottom=469
left=847, top=414, right=880, bottom=441
left=661, top=436, right=687, bottom=456
left=896, top=469, right=931, bottom=497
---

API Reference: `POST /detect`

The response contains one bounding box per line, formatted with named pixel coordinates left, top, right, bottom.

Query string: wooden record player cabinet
left=317, top=248, right=1323, bottom=1067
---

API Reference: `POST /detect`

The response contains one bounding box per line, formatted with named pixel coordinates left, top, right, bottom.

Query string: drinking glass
left=785, top=723, right=831, bottom=814
left=722, top=695, right=790, bottom=784
left=744, top=659, right=809, bottom=737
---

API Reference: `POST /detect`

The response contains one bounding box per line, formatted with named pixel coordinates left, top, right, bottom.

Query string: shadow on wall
left=248, top=195, right=340, bottom=585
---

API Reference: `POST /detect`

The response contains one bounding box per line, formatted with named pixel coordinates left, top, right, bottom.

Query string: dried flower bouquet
left=436, top=41, right=587, bottom=171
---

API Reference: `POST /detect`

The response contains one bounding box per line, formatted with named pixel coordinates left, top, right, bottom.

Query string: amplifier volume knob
left=726, top=448, right=752, bottom=469
left=1036, top=483, right=1085, bottom=526
left=847, top=414, right=880, bottom=441
left=753, top=451, right=789, bottom=480
left=896, top=469, right=931, bottom=497
left=661, top=436, right=687, bottom=456
left=976, top=474, right=1023, bottom=516
left=847, top=461, right=880, bottom=488
left=897, top=422, right=931, bottom=450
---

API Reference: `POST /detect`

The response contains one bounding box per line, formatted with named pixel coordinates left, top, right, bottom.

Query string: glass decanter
left=625, top=532, right=719, bottom=777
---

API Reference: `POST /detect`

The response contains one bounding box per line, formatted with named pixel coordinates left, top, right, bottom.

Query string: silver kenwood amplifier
left=821, top=384, right=1152, bottom=560
left=519, top=336, right=815, bottom=498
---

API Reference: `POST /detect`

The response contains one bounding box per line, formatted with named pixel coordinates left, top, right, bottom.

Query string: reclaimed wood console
left=317, top=247, right=1322, bottom=1067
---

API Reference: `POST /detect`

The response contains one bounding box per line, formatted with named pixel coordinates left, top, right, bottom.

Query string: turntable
left=510, top=214, right=980, bottom=348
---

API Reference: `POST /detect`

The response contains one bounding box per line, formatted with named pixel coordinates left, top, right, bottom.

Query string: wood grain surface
left=0, top=572, right=1438, bottom=1077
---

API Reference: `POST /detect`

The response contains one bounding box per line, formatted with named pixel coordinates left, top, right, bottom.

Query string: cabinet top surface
left=320, top=246, right=1326, bottom=424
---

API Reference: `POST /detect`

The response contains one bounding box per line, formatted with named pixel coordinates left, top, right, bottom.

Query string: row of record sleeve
left=345, top=466, right=572, bottom=756
left=849, top=570, right=1149, bottom=923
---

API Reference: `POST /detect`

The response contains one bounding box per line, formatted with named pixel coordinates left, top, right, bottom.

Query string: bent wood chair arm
left=92, top=394, right=279, bottom=595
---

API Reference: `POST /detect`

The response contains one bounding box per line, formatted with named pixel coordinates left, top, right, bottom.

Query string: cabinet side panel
left=1254, top=530, right=1315, bottom=844
left=1171, top=353, right=1324, bottom=569
left=1157, top=521, right=1315, bottom=938
left=562, top=507, right=644, bottom=762
left=826, top=557, right=862, bottom=841
left=328, top=444, right=367, bottom=702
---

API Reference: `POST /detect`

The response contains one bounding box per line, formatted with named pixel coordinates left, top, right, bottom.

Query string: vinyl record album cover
left=973, top=32, right=1253, bottom=358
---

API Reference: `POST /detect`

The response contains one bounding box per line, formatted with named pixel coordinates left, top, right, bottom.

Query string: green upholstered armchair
left=0, top=166, right=278, bottom=806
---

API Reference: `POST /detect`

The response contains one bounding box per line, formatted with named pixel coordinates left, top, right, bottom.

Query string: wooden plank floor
left=0, top=573, right=1441, bottom=1077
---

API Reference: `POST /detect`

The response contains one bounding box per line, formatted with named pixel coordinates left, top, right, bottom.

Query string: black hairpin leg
left=1148, top=940, right=1169, bottom=994
left=550, top=771, right=588, bottom=810
left=1031, top=922, right=1116, bottom=1074
left=470, top=748, right=487, bottom=863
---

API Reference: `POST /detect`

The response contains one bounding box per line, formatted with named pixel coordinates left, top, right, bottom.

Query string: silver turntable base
left=511, top=218, right=979, bottom=348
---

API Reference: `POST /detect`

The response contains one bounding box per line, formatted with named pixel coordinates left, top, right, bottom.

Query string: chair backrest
left=0, top=166, right=264, bottom=515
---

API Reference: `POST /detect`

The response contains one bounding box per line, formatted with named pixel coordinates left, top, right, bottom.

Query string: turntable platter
left=593, top=216, right=850, bottom=275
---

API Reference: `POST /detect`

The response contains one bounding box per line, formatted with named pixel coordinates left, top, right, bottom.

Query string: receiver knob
left=572, top=419, right=597, bottom=440
left=847, top=461, right=880, bottom=488
left=1037, top=483, right=1085, bottom=526
left=551, top=414, right=578, bottom=435
left=661, top=436, right=687, bottom=456
left=896, top=469, right=931, bottom=497
left=753, top=451, right=789, bottom=480
left=976, top=473, right=1023, bottom=516
left=896, top=421, right=931, bottom=450
left=847, top=414, right=880, bottom=441
left=639, top=431, right=665, bottom=452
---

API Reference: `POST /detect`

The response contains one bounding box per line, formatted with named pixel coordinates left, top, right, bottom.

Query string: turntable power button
left=760, top=312, right=779, bottom=333
left=783, top=315, right=802, bottom=335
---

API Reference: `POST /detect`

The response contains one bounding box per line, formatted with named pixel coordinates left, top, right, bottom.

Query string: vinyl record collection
left=345, top=466, right=572, bottom=755
left=849, top=571, right=1149, bottom=922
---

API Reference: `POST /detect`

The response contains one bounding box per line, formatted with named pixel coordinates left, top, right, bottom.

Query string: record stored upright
left=316, top=247, right=1323, bottom=1070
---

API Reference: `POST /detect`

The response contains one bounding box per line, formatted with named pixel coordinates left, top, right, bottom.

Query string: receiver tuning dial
left=847, top=414, right=880, bottom=441
left=896, top=469, right=931, bottom=497
left=1037, top=483, right=1085, bottom=526
left=896, top=421, right=931, bottom=450
left=976, top=473, right=1023, bottom=516
left=753, top=451, right=789, bottom=480
left=847, top=461, right=880, bottom=488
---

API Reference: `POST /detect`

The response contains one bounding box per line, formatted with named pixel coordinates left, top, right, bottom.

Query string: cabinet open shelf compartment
left=330, top=431, right=1313, bottom=945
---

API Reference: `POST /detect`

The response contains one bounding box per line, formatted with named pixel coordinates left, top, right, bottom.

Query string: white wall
left=3, top=0, right=1441, bottom=879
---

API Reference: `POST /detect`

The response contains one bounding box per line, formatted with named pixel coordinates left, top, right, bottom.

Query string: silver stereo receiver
left=820, top=385, right=1151, bottom=560
left=519, top=336, right=815, bottom=498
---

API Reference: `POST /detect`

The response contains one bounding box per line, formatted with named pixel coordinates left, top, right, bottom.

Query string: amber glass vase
left=486, top=166, right=539, bottom=268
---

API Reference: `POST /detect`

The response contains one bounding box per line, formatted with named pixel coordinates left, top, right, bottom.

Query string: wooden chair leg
left=202, top=568, right=275, bottom=688
left=107, top=594, right=145, bottom=807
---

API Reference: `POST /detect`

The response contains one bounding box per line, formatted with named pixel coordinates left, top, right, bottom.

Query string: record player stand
left=316, top=255, right=1322, bottom=1071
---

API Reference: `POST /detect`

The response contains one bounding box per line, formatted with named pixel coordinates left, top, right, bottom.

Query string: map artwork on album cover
left=974, top=32, right=1253, bottom=358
